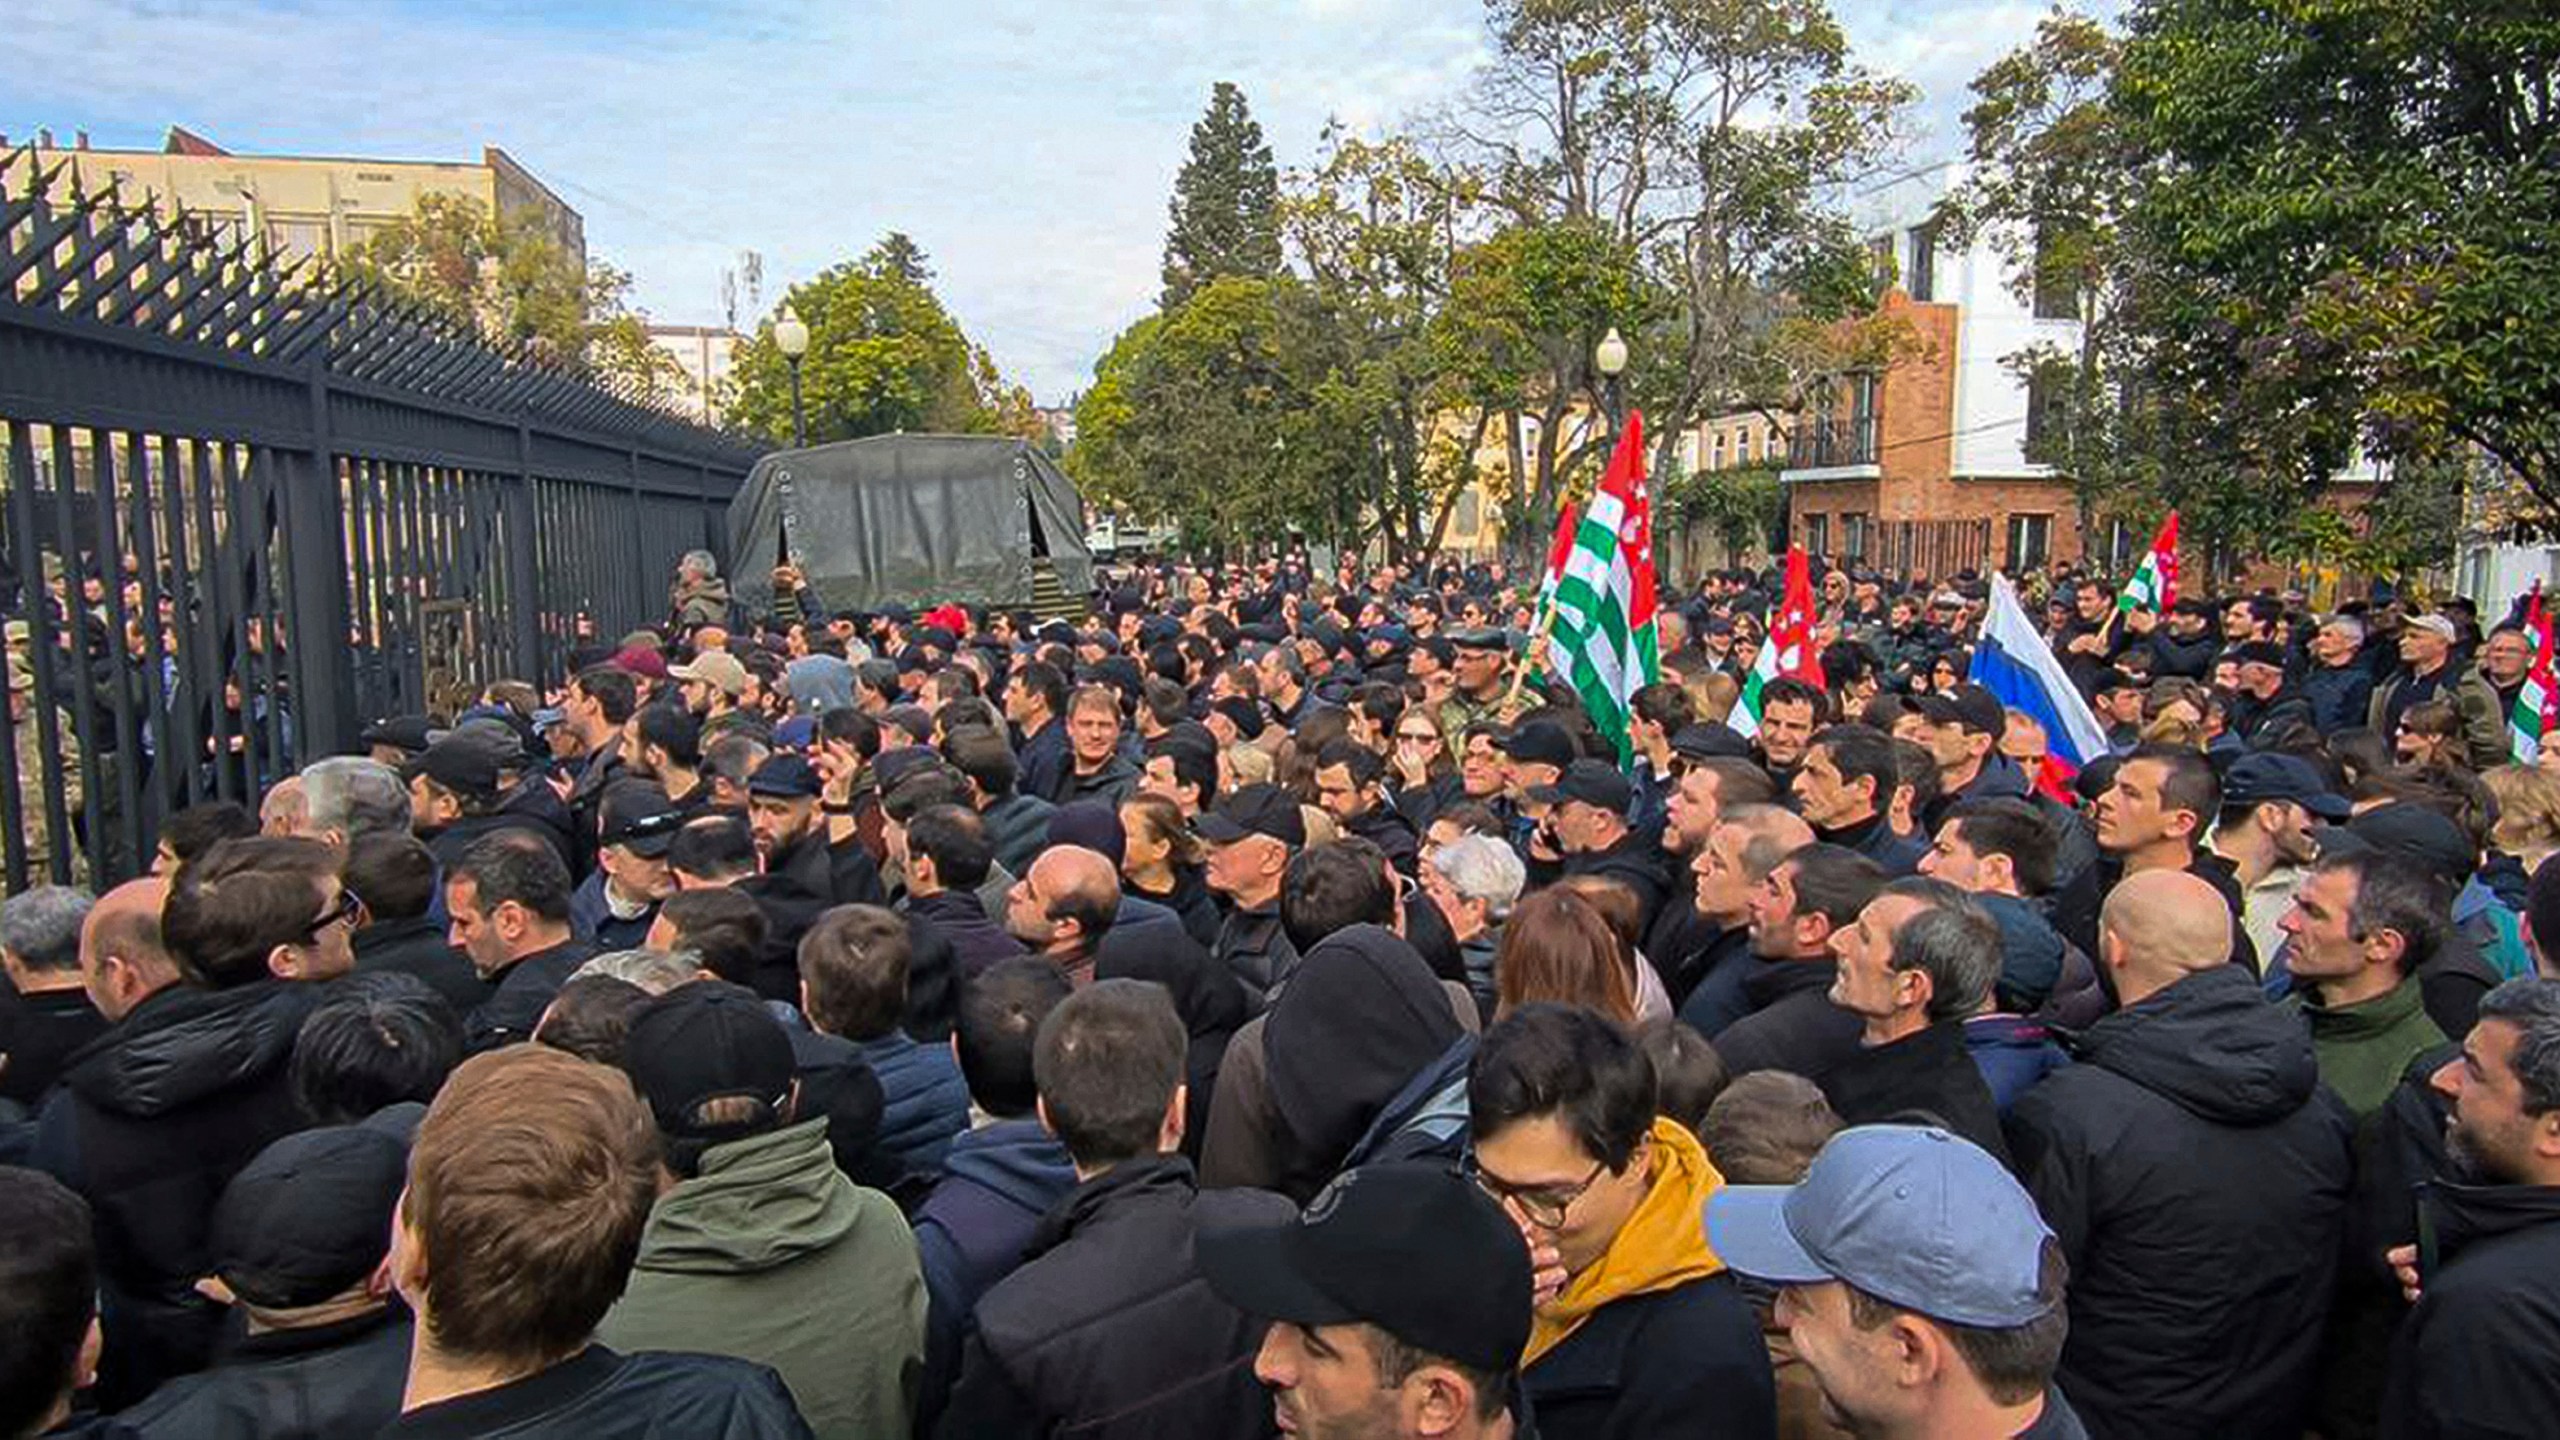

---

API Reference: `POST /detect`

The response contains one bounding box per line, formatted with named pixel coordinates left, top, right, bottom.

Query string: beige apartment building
left=11, top=125, right=583, bottom=267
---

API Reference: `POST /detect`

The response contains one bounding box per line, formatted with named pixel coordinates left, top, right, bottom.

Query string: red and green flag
left=1732, top=545, right=1823, bottom=741
left=1546, top=414, right=1660, bottom=763
left=2512, top=584, right=2556, bottom=763
left=2116, top=511, right=2180, bottom=615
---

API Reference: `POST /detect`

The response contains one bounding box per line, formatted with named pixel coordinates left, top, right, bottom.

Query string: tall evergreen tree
left=1160, top=82, right=1282, bottom=308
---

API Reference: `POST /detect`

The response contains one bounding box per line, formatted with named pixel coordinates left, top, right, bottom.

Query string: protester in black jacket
left=2007, top=870, right=2355, bottom=1440
left=1533, top=761, right=1675, bottom=942
left=2378, top=977, right=2560, bottom=1440
left=898, top=804, right=1027, bottom=985
left=344, top=832, right=490, bottom=1015
left=29, top=877, right=320, bottom=1407
left=382, top=1046, right=813, bottom=1438
left=1818, top=878, right=2012, bottom=1166
left=1713, top=844, right=1886, bottom=1081
left=938, top=981, right=1292, bottom=1440
left=118, top=1127, right=415, bottom=1440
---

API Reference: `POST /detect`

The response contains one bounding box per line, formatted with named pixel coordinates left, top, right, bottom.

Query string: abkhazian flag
left=1730, top=545, right=1824, bottom=742
left=1534, top=497, right=1581, bottom=676
left=2115, top=510, right=2180, bottom=614
left=1547, top=413, right=1659, bottom=764
left=2513, top=584, right=2557, bottom=763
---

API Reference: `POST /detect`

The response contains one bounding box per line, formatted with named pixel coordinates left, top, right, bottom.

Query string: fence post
left=288, top=356, right=355, bottom=759
left=506, top=419, right=542, bottom=680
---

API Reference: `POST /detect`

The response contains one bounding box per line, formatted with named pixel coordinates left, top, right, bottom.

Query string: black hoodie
left=2005, top=965, right=2355, bottom=1440
left=1262, top=925, right=1466, bottom=1202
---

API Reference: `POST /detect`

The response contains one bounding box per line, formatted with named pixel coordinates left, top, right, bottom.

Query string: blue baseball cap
left=1706, top=1125, right=2054, bottom=1328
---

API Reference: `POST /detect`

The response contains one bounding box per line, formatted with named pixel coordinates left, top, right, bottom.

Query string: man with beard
left=2209, top=753, right=2348, bottom=968
left=1649, top=757, right=1778, bottom=996
left=622, top=703, right=709, bottom=812
left=1314, top=739, right=1421, bottom=878
left=1714, top=843, right=1886, bottom=1081
left=1438, top=628, right=1514, bottom=741
left=2379, top=977, right=2560, bottom=1439
left=748, top=752, right=885, bottom=908
left=1676, top=805, right=1816, bottom=1037
left=1751, top=679, right=1822, bottom=789
left=1528, top=760, right=1673, bottom=942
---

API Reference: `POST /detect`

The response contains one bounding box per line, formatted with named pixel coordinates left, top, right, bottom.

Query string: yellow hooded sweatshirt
left=1524, top=1115, right=1727, bottom=1365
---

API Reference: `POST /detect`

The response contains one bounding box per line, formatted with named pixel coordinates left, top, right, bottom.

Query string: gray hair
left=1882, top=876, right=2001, bottom=1022
left=680, top=549, right=719, bottom=580
left=299, top=756, right=412, bottom=842
left=2320, top=613, right=2366, bottom=647
left=1429, top=834, right=1527, bottom=923
left=571, top=947, right=702, bottom=996
left=0, top=885, right=94, bottom=972
left=2479, top=977, right=2560, bottom=1115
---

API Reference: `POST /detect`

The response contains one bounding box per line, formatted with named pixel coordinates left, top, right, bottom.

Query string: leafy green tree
left=724, top=234, right=1036, bottom=445
left=342, top=193, right=685, bottom=400
left=1162, top=82, right=1284, bottom=308
left=2112, top=0, right=2560, bottom=532
left=1445, top=0, right=1913, bottom=559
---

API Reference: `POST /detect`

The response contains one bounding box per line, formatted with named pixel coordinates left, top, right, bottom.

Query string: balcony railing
left=1788, top=415, right=1880, bottom=470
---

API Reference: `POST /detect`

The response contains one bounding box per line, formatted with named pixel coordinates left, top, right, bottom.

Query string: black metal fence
left=0, top=148, right=764, bottom=889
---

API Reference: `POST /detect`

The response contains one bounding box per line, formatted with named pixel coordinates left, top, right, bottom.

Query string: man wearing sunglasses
left=1465, top=1003, right=1775, bottom=1440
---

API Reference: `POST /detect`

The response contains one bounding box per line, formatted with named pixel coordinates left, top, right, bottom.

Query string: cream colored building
left=645, top=324, right=743, bottom=426
left=14, top=125, right=584, bottom=267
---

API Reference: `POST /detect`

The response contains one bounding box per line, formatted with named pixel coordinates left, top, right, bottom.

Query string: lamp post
left=774, top=305, right=810, bottom=448
left=1594, top=326, right=1629, bottom=451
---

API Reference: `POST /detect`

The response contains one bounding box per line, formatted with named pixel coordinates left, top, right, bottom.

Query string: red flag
left=1540, top=498, right=1580, bottom=598
left=1771, top=546, right=1823, bottom=688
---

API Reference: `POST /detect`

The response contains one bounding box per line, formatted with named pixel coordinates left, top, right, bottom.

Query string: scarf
left=1524, top=1116, right=1728, bottom=1365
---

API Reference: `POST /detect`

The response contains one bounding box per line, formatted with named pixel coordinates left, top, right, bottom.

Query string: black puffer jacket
left=936, top=1157, right=1291, bottom=1440
left=2379, top=1180, right=2560, bottom=1440
left=2005, top=966, right=2355, bottom=1440
left=119, top=1309, right=411, bottom=1439
left=30, top=981, right=319, bottom=1407
left=1564, top=830, right=1676, bottom=942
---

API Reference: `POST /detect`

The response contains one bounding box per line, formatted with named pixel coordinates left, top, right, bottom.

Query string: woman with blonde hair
left=2485, top=764, right=2560, bottom=876
left=1119, top=792, right=1219, bottom=949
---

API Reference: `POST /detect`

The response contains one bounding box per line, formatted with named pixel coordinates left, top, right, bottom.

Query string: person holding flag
left=2116, top=511, right=2181, bottom=620
left=1542, top=414, right=1661, bottom=765
left=1729, top=546, right=1827, bottom=779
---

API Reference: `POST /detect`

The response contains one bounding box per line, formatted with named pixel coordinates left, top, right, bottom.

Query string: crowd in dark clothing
left=2, top=544, right=2559, bottom=1440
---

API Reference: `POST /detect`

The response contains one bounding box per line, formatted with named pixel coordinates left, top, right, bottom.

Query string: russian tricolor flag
left=1972, top=574, right=2114, bottom=801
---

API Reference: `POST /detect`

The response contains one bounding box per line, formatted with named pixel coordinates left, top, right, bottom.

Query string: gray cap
left=1707, top=1125, right=2055, bottom=1328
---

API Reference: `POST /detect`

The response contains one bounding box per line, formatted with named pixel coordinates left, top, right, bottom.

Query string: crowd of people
left=3, top=542, right=2559, bottom=1440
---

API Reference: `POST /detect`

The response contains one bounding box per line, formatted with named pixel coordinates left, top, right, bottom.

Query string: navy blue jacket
left=855, top=1029, right=970, bottom=1188
left=912, top=1118, right=1078, bottom=1434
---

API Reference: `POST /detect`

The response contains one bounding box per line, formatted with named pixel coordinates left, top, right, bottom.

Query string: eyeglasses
left=300, top=887, right=361, bottom=942
left=1464, top=1154, right=1608, bottom=1229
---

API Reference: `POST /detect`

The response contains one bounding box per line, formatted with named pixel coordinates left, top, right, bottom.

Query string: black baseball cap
left=1917, top=683, right=2006, bottom=739
left=747, top=752, right=822, bottom=800
left=2316, top=802, right=2476, bottom=886
left=1449, top=626, right=1509, bottom=652
left=1670, top=721, right=1753, bottom=762
left=358, top=714, right=443, bottom=756
left=620, top=982, right=797, bottom=1155
left=1199, top=1161, right=1532, bottom=1374
left=2230, top=641, right=2288, bottom=669
left=211, top=1126, right=410, bottom=1309
left=598, top=781, right=686, bottom=857
left=416, top=728, right=507, bottom=798
left=1210, top=696, right=1267, bottom=741
left=1526, top=757, right=1634, bottom=813
left=2221, top=753, right=2350, bottom=821
left=1495, top=720, right=1576, bottom=769
left=1194, top=782, right=1307, bottom=848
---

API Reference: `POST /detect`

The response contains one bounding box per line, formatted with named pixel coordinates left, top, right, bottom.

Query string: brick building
left=1781, top=163, right=2082, bottom=579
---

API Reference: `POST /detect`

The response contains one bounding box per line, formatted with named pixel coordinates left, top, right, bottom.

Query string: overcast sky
left=5, top=0, right=2089, bottom=403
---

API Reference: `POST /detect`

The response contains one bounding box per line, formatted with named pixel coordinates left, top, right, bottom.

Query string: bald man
left=33, top=875, right=321, bottom=1405
left=1004, top=845, right=1124, bottom=986
left=2003, top=868, right=2355, bottom=1440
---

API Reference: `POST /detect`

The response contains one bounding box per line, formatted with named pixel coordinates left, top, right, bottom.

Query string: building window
left=1712, top=432, right=1726, bottom=469
left=1843, top=513, right=1869, bottom=560
left=1906, top=220, right=1939, bottom=303
left=1454, top=490, right=1481, bottom=537
left=2007, top=514, right=2053, bottom=571
left=1804, top=513, right=1830, bottom=558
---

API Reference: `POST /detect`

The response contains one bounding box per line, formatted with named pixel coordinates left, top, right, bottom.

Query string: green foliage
left=1162, top=83, right=1284, bottom=308
left=1660, top=462, right=1784, bottom=559
left=2268, top=454, right=2465, bottom=582
left=2112, top=0, right=2560, bottom=522
left=725, top=234, right=1036, bottom=446
left=341, top=193, right=685, bottom=400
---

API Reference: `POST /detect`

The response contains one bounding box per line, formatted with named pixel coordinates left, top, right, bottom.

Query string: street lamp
left=774, top=304, right=811, bottom=447
left=1594, top=326, right=1629, bottom=449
